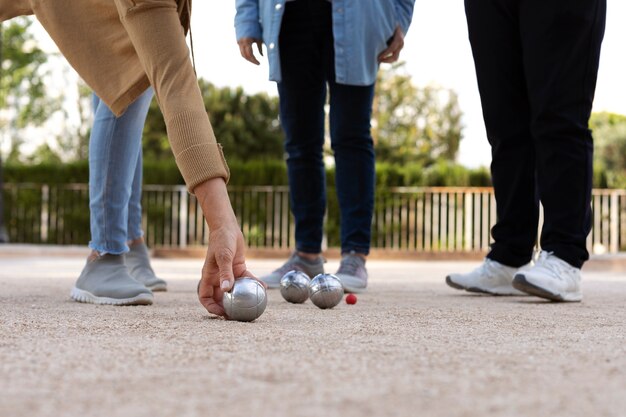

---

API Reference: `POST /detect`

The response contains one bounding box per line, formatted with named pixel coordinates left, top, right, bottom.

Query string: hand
left=193, top=178, right=255, bottom=316
left=237, top=37, right=264, bottom=65
left=378, top=26, right=405, bottom=64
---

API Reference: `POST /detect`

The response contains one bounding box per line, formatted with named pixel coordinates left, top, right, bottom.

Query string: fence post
left=464, top=192, right=472, bottom=251
left=178, top=186, right=188, bottom=249
left=610, top=191, right=618, bottom=254
left=40, top=184, right=49, bottom=243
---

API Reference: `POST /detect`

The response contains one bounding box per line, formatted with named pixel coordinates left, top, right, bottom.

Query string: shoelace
left=534, top=251, right=569, bottom=281
left=337, top=256, right=363, bottom=277
left=478, top=258, right=501, bottom=279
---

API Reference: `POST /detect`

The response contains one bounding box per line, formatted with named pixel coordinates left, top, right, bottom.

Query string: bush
left=3, top=159, right=495, bottom=188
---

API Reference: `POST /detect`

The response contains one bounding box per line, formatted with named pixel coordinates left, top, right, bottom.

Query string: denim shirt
left=235, top=0, right=415, bottom=85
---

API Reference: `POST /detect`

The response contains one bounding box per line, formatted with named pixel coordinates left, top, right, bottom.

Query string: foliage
left=142, top=95, right=169, bottom=161
left=201, top=80, right=284, bottom=161
left=1, top=18, right=60, bottom=161
left=142, top=79, right=284, bottom=161
left=53, top=80, right=92, bottom=162
left=590, top=112, right=626, bottom=188
left=3, top=159, right=494, bottom=187
left=373, top=63, right=463, bottom=166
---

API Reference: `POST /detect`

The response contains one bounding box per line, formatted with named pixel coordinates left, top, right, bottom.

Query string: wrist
left=193, top=178, right=238, bottom=230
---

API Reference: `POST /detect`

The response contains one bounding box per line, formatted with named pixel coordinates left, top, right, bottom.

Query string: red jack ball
left=345, top=294, right=357, bottom=305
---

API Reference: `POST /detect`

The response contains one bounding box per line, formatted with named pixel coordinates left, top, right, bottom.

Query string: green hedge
left=3, top=159, right=494, bottom=187
left=3, top=159, right=618, bottom=189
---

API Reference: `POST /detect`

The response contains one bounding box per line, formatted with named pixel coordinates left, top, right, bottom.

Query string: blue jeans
left=88, top=88, right=154, bottom=255
left=277, top=0, right=375, bottom=255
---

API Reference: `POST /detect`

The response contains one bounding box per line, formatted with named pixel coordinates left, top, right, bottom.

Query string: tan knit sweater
left=1, top=0, right=229, bottom=192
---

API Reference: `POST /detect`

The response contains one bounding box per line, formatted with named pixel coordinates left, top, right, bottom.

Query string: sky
left=29, top=0, right=626, bottom=168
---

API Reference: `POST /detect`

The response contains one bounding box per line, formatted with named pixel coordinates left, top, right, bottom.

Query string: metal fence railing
left=2, top=183, right=625, bottom=253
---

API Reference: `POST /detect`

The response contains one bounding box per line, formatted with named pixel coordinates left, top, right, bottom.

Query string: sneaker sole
left=342, top=284, right=367, bottom=294
left=446, top=276, right=526, bottom=296
left=71, top=287, right=154, bottom=306
left=445, top=276, right=465, bottom=290
left=512, top=275, right=582, bottom=302
left=335, top=276, right=367, bottom=294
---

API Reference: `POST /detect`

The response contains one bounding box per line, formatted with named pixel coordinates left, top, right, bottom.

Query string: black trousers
left=465, top=0, right=606, bottom=268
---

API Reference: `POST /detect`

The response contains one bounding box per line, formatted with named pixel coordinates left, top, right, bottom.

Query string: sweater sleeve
left=167, top=110, right=230, bottom=192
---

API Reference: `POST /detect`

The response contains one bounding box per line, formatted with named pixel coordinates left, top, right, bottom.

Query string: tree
left=372, top=63, right=463, bottom=166
left=1, top=18, right=59, bottom=162
left=142, top=94, right=169, bottom=161
left=53, top=79, right=92, bottom=162
left=0, top=23, right=6, bottom=242
left=142, top=79, right=284, bottom=161
left=590, top=112, right=626, bottom=188
left=201, top=80, right=284, bottom=161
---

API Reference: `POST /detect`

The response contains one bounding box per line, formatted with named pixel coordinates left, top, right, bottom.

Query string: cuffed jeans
left=89, top=88, right=153, bottom=255
left=278, top=0, right=375, bottom=255
left=465, top=0, right=606, bottom=268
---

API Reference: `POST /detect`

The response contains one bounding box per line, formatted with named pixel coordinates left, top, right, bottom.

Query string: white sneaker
left=446, top=258, right=528, bottom=296
left=512, top=251, right=582, bottom=302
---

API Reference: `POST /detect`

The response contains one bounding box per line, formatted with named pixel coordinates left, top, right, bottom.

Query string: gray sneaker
left=260, top=252, right=325, bottom=288
left=71, top=254, right=154, bottom=306
left=335, top=252, right=368, bottom=293
left=125, top=242, right=167, bottom=291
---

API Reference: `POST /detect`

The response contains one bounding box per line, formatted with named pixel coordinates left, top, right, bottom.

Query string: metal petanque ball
left=223, top=278, right=267, bottom=322
left=308, top=273, right=344, bottom=309
left=280, top=270, right=311, bottom=304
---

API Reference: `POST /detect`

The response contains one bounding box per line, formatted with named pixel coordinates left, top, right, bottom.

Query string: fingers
left=198, top=276, right=227, bottom=317
left=238, top=38, right=261, bottom=65
left=215, top=248, right=236, bottom=292
left=378, top=48, right=400, bottom=63
left=198, top=266, right=262, bottom=317
left=255, top=40, right=264, bottom=57
left=378, top=41, right=403, bottom=63
left=201, top=297, right=226, bottom=317
left=378, top=27, right=405, bottom=64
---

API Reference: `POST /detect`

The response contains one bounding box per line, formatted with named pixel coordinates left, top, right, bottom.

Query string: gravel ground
left=0, top=251, right=625, bottom=417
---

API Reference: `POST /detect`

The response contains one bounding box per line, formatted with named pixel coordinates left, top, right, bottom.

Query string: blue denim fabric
left=88, top=88, right=154, bottom=255
left=235, top=0, right=415, bottom=85
left=277, top=0, right=375, bottom=255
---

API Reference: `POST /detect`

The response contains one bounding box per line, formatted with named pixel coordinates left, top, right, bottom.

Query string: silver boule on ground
left=308, top=273, right=344, bottom=309
left=279, top=270, right=310, bottom=303
left=223, top=277, right=267, bottom=322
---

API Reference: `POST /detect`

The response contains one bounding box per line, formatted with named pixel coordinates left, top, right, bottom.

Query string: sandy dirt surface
left=1, top=251, right=625, bottom=417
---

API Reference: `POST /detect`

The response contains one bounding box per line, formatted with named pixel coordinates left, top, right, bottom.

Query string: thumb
left=215, top=249, right=235, bottom=292
left=256, top=40, right=264, bottom=57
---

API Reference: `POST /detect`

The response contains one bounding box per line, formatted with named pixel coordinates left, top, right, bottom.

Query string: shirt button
left=275, top=3, right=282, bottom=10
left=269, top=43, right=276, bottom=49
left=336, top=8, right=343, bottom=13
